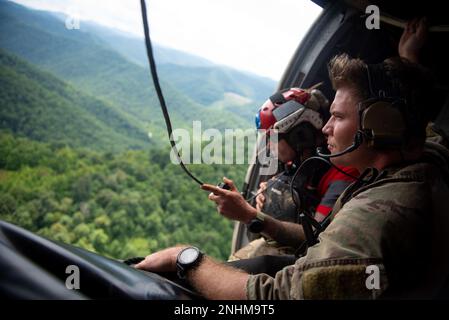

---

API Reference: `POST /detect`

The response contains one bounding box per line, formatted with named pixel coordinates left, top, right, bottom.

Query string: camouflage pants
left=228, top=238, right=295, bottom=261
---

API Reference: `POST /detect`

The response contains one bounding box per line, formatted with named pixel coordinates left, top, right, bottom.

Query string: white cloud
left=11, top=0, right=322, bottom=80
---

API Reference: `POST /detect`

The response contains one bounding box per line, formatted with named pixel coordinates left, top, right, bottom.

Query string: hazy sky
left=12, top=0, right=322, bottom=80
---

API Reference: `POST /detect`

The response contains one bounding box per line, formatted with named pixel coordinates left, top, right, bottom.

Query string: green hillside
left=0, top=0, right=258, bottom=135
left=80, top=21, right=216, bottom=68
left=157, top=64, right=274, bottom=107
left=0, top=49, right=148, bottom=151
left=81, top=21, right=275, bottom=116
left=0, top=132, right=246, bottom=260
left=0, top=1, right=266, bottom=261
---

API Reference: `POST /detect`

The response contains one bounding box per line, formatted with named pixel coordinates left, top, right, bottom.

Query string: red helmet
left=255, top=87, right=329, bottom=133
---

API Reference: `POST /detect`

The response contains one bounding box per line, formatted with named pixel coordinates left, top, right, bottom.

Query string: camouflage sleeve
left=246, top=265, right=296, bottom=300
left=246, top=257, right=387, bottom=299
left=246, top=236, right=388, bottom=300
left=246, top=181, right=414, bottom=299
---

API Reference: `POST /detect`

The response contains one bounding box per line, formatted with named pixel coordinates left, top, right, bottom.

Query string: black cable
left=289, top=157, right=321, bottom=217
left=289, top=155, right=362, bottom=213
left=289, top=156, right=362, bottom=254
left=244, top=171, right=284, bottom=203
left=140, top=0, right=203, bottom=185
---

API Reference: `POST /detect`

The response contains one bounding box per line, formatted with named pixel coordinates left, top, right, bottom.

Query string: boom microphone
left=317, top=131, right=363, bottom=158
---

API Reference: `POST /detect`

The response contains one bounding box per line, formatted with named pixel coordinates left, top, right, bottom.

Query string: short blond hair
left=328, top=53, right=369, bottom=100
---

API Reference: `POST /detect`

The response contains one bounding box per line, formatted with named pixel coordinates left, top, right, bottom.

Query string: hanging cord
left=140, top=0, right=203, bottom=185
left=289, top=156, right=363, bottom=255
left=243, top=170, right=289, bottom=206
left=289, top=157, right=326, bottom=248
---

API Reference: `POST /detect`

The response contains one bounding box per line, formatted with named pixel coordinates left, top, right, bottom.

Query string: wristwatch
left=247, top=211, right=266, bottom=233
left=176, top=246, right=204, bottom=279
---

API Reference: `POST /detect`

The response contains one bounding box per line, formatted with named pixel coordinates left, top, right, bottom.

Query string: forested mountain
left=0, top=49, right=148, bottom=151
left=0, top=133, right=246, bottom=260
left=0, top=0, right=275, bottom=137
left=0, top=0, right=272, bottom=260
left=81, top=21, right=276, bottom=109
left=80, top=21, right=216, bottom=68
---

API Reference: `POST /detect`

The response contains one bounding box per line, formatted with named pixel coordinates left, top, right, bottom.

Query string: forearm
left=188, top=256, right=249, bottom=300
left=261, top=215, right=305, bottom=248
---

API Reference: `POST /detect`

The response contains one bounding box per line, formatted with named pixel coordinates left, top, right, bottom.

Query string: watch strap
left=247, top=211, right=266, bottom=233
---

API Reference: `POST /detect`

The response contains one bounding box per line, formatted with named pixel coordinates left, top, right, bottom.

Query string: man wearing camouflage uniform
left=136, top=50, right=449, bottom=299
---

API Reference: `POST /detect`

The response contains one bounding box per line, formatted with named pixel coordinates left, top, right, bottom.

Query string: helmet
left=255, top=87, right=329, bottom=154
left=255, top=87, right=329, bottom=133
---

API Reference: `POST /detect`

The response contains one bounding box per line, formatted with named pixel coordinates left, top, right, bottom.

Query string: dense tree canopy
left=0, top=133, right=247, bottom=261
left=0, top=1, right=275, bottom=264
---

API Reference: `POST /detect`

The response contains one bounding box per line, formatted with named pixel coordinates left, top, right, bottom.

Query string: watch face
left=179, top=247, right=199, bottom=264
left=248, top=218, right=264, bottom=233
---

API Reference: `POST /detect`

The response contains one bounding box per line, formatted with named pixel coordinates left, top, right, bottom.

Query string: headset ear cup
left=355, top=131, right=364, bottom=147
left=360, top=100, right=406, bottom=148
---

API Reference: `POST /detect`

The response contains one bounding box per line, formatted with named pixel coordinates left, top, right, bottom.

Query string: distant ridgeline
left=0, top=0, right=276, bottom=149
left=0, top=0, right=275, bottom=260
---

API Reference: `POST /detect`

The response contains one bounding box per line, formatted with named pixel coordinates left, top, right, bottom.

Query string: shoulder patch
left=302, top=264, right=385, bottom=299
